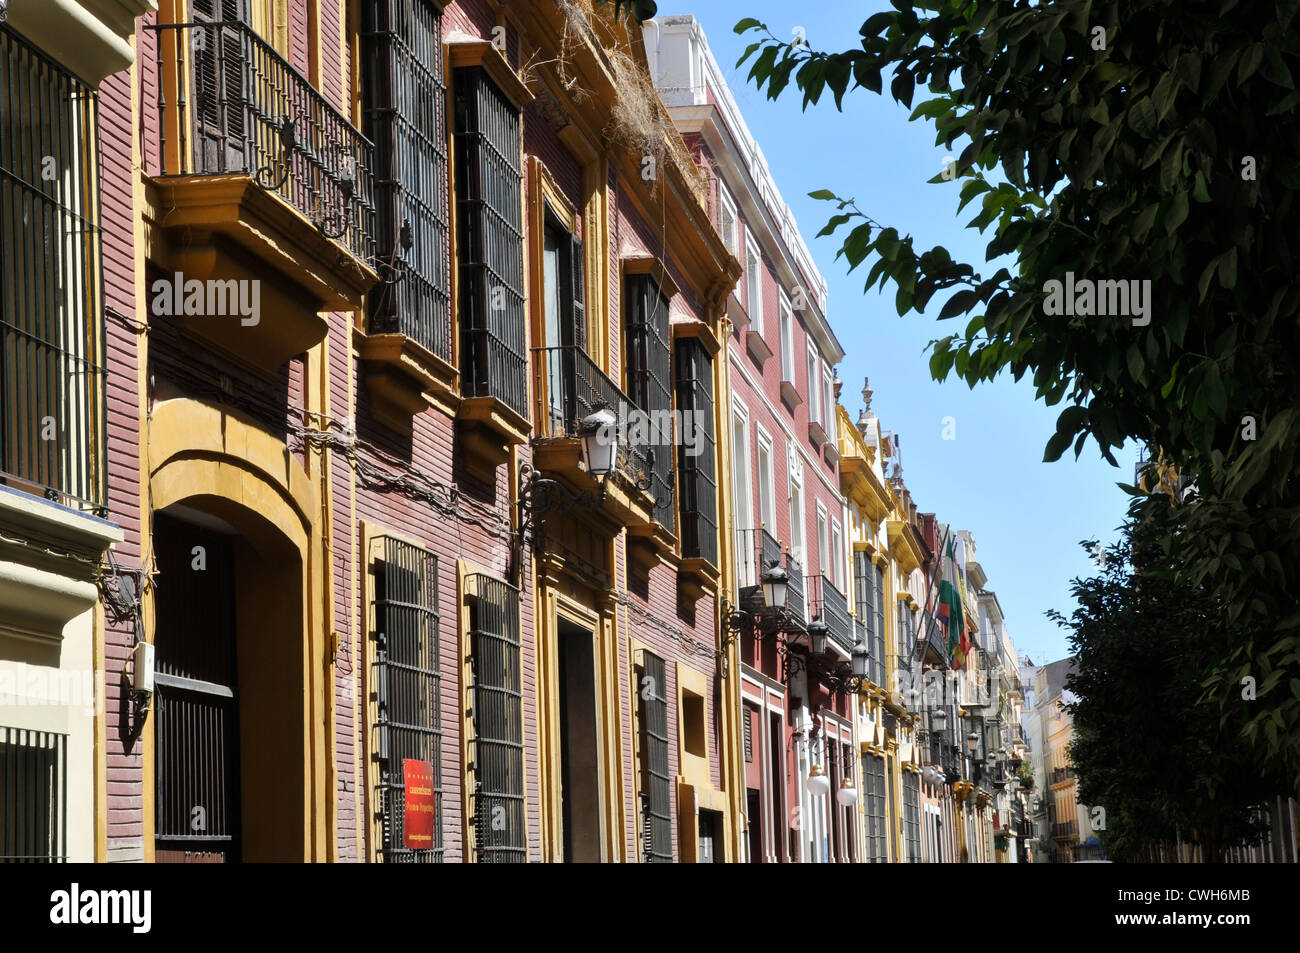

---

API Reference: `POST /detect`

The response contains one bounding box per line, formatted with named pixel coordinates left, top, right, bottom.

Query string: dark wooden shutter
left=635, top=649, right=673, bottom=862
left=570, top=234, right=586, bottom=351
left=191, top=0, right=249, bottom=173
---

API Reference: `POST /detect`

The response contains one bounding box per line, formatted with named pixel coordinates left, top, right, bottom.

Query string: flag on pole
left=936, top=533, right=968, bottom=668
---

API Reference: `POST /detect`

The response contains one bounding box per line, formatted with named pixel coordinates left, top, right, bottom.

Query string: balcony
left=807, top=574, right=852, bottom=653
left=531, top=346, right=669, bottom=558
left=736, top=526, right=782, bottom=611
left=1050, top=766, right=1075, bottom=786
left=144, top=19, right=379, bottom=372
left=1052, top=820, right=1078, bottom=840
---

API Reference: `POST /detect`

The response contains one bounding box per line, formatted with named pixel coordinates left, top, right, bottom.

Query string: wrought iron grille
left=897, top=600, right=915, bottom=685
left=454, top=67, right=526, bottom=418
left=373, top=536, right=442, bottom=862
left=146, top=9, right=377, bottom=262
left=862, top=753, right=886, bottom=863
left=635, top=649, right=673, bottom=862
left=785, top=551, right=805, bottom=626
left=807, top=574, right=852, bottom=651
left=0, top=727, right=67, bottom=861
left=675, top=338, right=716, bottom=565
left=361, top=0, right=451, bottom=360
left=625, top=275, right=675, bottom=533
left=532, top=344, right=653, bottom=486
left=904, top=771, right=921, bottom=862
left=468, top=573, right=525, bottom=862
left=0, top=25, right=106, bottom=512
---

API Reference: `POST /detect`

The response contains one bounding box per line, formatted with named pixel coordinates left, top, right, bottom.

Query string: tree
left=735, top=0, right=1300, bottom=787
left=1051, top=512, right=1283, bottom=862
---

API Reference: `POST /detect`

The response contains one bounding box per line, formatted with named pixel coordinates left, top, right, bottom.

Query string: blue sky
left=671, top=2, right=1137, bottom=665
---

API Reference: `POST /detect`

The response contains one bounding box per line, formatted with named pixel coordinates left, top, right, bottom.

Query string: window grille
left=674, top=338, right=716, bottom=564
left=361, top=0, right=451, bottom=360
left=625, top=274, right=675, bottom=533
left=373, top=536, right=442, bottom=862
left=0, top=25, right=105, bottom=511
left=862, top=753, right=886, bottom=862
left=467, top=573, right=525, bottom=862
left=0, top=727, right=68, bottom=861
left=872, top=564, right=886, bottom=687
left=904, top=771, right=921, bottom=862
left=454, top=67, right=526, bottom=417
left=635, top=649, right=673, bottom=862
left=742, top=706, right=753, bottom=763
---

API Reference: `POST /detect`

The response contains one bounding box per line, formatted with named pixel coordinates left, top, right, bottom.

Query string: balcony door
left=190, top=0, right=251, bottom=174
left=542, top=217, right=584, bottom=433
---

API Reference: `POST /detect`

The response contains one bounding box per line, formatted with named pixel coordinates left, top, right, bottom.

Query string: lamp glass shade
left=761, top=565, right=788, bottom=610
left=852, top=638, right=869, bottom=678
left=967, top=731, right=979, bottom=752
left=580, top=407, right=618, bottom=477
left=836, top=779, right=858, bottom=806
left=809, top=620, right=828, bottom=656
left=933, top=708, right=947, bottom=729
left=806, top=765, right=831, bottom=797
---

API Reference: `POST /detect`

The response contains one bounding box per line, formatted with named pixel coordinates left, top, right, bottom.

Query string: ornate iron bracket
left=315, top=143, right=358, bottom=240
left=254, top=117, right=298, bottom=192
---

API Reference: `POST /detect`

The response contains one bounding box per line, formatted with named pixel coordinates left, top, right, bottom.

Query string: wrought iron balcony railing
left=807, top=574, right=853, bottom=652
left=531, top=345, right=655, bottom=496
left=146, top=19, right=376, bottom=263
left=1052, top=820, right=1078, bottom=840
left=735, top=525, right=781, bottom=597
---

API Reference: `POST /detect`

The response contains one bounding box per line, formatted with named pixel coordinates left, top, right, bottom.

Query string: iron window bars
left=0, top=727, right=68, bottom=861
left=146, top=3, right=377, bottom=262
left=624, top=274, right=675, bottom=534
left=373, top=535, right=443, bottom=862
left=635, top=648, right=673, bottom=862
left=454, top=66, right=526, bottom=419
left=807, top=573, right=852, bottom=652
left=361, top=0, right=452, bottom=360
left=862, top=752, right=886, bottom=863
left=674, top=338, right=716, bottom=565
left=735, top=525, right=781, bottom=607
left=0, top=25, right=106, bottom=512
left=467, top=573, right=525, bottom=862
left=904, top=770, right=921, bottom=862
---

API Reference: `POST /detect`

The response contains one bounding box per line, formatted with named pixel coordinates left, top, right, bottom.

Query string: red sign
left=403, top=759, right=436, bottom=850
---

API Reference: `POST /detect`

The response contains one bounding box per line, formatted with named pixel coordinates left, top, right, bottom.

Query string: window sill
left=0, top=485, right=122, bottom=645
left=457, top=395, right=531, bottom=482
left=678, top=556, right=720, bottom=603
left=780, top=380, right=802, bottom=410
left=745, top=328, right=773, bottom=366
left=6, top=0, right=157, bottom=88
left=808, top=419, right=830, bottom=447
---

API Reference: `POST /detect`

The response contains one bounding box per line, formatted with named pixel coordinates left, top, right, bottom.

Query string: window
left=541, top=218, right=585, bottom=433
left=743, top=705, right=754, bottom=763
left=373, top=536, right=442, bottom=862
left=467, top=574, right=525, bottom=862
left=756, top=428, right=776, bottom=530
left=779, top=294, right=795, bottom=382
left=745, top=234, right=763, bottom=336
left=0, top=727, right=67, bottom=861
left=362, top=0, right=451, bottom=359
left=625, top=275, right=675, bottom=532
left=676, top=338, right=716, bottom=564
left=788, top=471, right=805, bottom=567
left=454, top=67, right=526, bottom=417
left=830, top=520, right=843, bottom=589
left=816, top=505, right=829, bottom=580
left=0, top=25, right=104, bottom=511
left=862, top=753, right=886, bottom=862
left=682, top=691, right=706, bottom=759
left=873, top=564, right=886, bottom=687
left=904, top=772, right=921, bottom=862
left=822, top=363, right=836, bottom=440
left=717, top=182, right=738, bottom=254
left=635, top=649, right=673, bottom=862
left=806, top=345, right=821, bottom=425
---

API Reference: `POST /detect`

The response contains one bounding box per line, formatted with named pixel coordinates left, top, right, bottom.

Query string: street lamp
left=837, top=777, right=858, bottom=806
left=808, top=618, right=829, bottom=656
left=806, top=763, right=831, bottom=797
left=967, top=731, right=980, bottom=754
left=852, top=637, right=869, bottom=679
left=579, top=405, right=618, bottom=480
left=761, top=564, right=788, bottom=611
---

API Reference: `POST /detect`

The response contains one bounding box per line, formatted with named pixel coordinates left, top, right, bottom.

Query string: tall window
left=816, top=506, right=829, bottom=580
left=806, top=345, right=821, bottom=425
left=455, top=67, right=526, bottom=417
left=373, top=537, right=442, bottom=862
left=362, top=0, right=451, bottom=359
left=675, top=339, right=716, bottom=564
left=822, top=363, right=836, bottom=440
left=756, top=429, right=776, bottom=530
left=625, top=275, right=675, bottom=533
left=635, top=649, right=673, bottom=862
left=541, top=218, right=584, bottom=433
left=862, top=753, right=886, bottom=862
left=745, top=235, right=763, bottom=335
left=0, top=727, right=67, bottom=861
left=0, top=25, right=104, bottom=511
left=717, top=183, right=738, bottom=254
left=904, top=772, right=921, bottom=862
left=854, top=550, right=874, bottom=683
left=872, top=563, right=886, bottom=687
left=779, top=293, right=795, bottom=382
left=467, top=574, right=525, bottom=862
left=830, top=521, right=843, bottom=589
